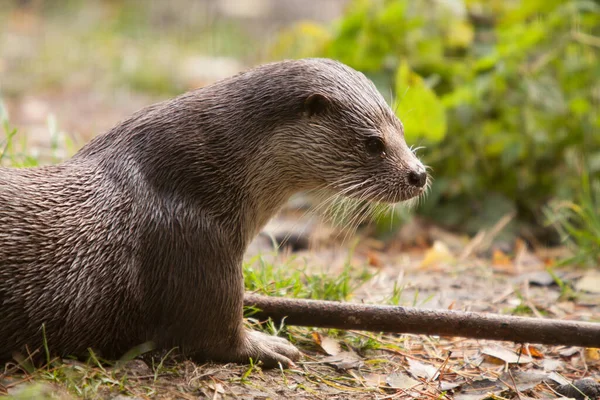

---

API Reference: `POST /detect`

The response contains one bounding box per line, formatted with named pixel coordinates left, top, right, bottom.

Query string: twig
left=245, top=294, right=600, bottom=348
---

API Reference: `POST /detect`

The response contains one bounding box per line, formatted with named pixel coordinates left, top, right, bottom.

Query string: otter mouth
left=329, top=169, right=429, bottom=205
left=367, top=186, right=426, bottom=204
left=336, top=180, right=427, bottom=205
left=386, top=187, right=427, bottom=204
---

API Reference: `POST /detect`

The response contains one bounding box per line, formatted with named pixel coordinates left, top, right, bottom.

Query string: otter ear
left=304, top=93, right=330, bottom=117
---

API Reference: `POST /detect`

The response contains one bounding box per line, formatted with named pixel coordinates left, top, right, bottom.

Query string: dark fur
left=0, top=58, right=426, bottom=366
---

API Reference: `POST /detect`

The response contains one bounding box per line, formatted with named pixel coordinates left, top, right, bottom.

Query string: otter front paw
left=241, top=330, right=300, bottom=368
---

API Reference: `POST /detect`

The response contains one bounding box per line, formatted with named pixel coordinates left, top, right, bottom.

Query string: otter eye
left=365, top=137, right=385, bottom=157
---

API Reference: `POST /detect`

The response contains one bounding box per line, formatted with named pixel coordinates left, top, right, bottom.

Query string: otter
left=0, top=58, right=428, bottom=367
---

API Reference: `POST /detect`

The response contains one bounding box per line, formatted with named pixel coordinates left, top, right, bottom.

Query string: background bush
left=273, top=0, right=600, bottom=242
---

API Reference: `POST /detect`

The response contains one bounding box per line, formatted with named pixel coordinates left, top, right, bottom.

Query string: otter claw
left=243, top=330, right=301, bottom=368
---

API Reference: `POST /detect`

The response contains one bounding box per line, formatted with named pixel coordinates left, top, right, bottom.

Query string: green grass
left=3, top=354, right=165, bottom=399
left=546, top=167, right=600, bottom=268
left=243, top=253, right=374, bottom=302
left=0, top=100, right=75, bottom=167
left=0, top=101, right=19, bottom=165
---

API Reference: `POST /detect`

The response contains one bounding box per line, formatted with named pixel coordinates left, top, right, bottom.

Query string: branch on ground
left=244, top=294, right=600, bottom=348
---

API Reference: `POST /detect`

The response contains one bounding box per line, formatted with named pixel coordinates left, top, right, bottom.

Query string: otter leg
left=198, top=327, right=300, bottom=368
left=192, top=320, right=300, bottom=367
left=149, top=219, right=301, bottom=367
left=235, top=330, right=300, bottom=368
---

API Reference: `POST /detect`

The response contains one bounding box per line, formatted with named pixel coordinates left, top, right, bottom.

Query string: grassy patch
left=243, top=252, right=374, bottom=302
left=0, top=100, right=75, bottom=167
left=0, top=101, right=20, bottom=165
left=546, top=167, right=600, bottom=268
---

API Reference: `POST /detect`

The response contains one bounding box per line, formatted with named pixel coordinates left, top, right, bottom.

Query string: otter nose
left=408, top=169, right=427, bottom=188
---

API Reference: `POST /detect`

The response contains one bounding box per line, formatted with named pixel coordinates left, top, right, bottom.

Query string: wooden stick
left=244, top=294, right=600, bottom=348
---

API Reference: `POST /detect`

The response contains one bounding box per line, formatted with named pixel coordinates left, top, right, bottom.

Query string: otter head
left=270, top=58, right=428, bottom=204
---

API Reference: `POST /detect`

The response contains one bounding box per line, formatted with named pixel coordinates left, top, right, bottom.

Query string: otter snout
left=407, top=167, right=427, bottom=188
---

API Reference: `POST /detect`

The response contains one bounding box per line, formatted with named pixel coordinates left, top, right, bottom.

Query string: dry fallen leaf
left=385, top=372, right=421, bottom=389
left=321, top=351, right=362, bottom=370
left=542, top=358, right=564, bottom=372
left=311, top=332, right=342, bottom=356
left=454, top=378, right=504, bottom=400
left=366, top=250, right=382, bottom=267
left=311, top=331, right=322, bottom=345
left=559, top=347, right=581, bottom=357
left=420, top=240, right=454, bottom=269
left=519, top=344, right=545, bottom=359
left=362, top=373, right=386, bottom=387
left=498, top=370, right=548, bottom=392
left=575, top=271, right=600, bottom=294
left=439, top=380, right=462, bottom=392
left=407, top=358, right=439, bottom=380
left=492, top=249, right=512, bottom=266
left=547, top=371, right=570, bottom=386
left=482, top=345, right=533, bottom=365
left=584, top=348, right=600, bottom=364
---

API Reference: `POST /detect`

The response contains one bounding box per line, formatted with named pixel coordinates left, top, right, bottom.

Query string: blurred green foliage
left=273, top=0, right=600, bottom=239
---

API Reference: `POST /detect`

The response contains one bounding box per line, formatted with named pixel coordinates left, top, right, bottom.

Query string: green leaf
left=393, top=62, right=447, bottom=143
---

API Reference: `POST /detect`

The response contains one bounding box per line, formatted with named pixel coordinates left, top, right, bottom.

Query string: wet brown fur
left=0, top=58, right=426, bottom=366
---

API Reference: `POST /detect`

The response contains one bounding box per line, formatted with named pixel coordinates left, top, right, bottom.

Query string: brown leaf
left=584, top=347, right=600, bottom=364
left=366, top=250, right=382, bottom=268
left=519, top=345, right=545, bottom=359
left=492, top=249, right=512, bottom=266
left=482, top=345, right=533, bottom=364
left=311, top=331, right=322, bottom=346
left=420, top=241, right=454, bottom=269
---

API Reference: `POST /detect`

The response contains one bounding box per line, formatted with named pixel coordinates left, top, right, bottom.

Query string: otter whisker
left=410, top=145, right=426, bottom=155
left=275, top=178, right=364, bottom=249
left=326, top=179, right=374, bottom=240
left=338, top=180, right=380, bottom=242
left=340, top=200, right=372, bottom=244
